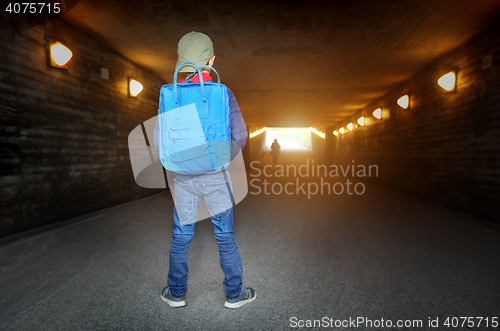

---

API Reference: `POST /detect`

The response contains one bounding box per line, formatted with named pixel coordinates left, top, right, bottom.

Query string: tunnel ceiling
left=62, top=0, right=500, bottom=128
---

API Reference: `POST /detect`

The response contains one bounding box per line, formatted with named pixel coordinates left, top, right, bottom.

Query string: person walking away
left=271, top=138, right=281, bottom=166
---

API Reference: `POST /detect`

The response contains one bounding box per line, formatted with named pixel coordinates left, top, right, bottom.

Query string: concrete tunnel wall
left=310, top=131, right=326, bottom=164
left=1, top=13, right=499, bottom=238
left=0, top=14, right=166, bottom=237
left=246, top=127, right=266, bottom=165
left=325, top=19, right=500, bottom=223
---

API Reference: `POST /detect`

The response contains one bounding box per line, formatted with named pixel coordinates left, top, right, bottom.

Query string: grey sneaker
left=160, top=287, right=186, bottom=307
left=224, top=287, right=257, bottom=309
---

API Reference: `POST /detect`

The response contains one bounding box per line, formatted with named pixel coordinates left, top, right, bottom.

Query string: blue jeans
left=167, top=171, right=243, bottom=299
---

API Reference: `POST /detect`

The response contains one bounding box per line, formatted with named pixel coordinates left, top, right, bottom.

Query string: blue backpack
left=158, top=62, right=231, bottom=175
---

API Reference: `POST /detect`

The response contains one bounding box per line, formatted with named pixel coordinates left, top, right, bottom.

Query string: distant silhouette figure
left=270, top=138, right=281, bottom=165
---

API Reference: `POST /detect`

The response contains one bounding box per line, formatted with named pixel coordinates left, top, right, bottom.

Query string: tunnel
left=1, top=1, right=500, bottom=329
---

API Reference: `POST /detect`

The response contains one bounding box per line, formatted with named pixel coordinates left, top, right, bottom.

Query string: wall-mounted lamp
left=357, top=116, right=365, bottom=126
left=397, top=94, right=409, bottom=109
left=373, top=108, right=382, bottom=120
left=347, top=123, right=353, bottom=131
left=339, top=127, right=345, bottom=134
left=310, top=127, right=325, bottom=139
left=438, top=71, right=456, bottom=91
left=49, top=40, right=72, bottom=68
left=333, top=130, right=339, bottom=136
left=129, top=78, right=144, bottom=97
left=249, top=127, right=267, bottom=138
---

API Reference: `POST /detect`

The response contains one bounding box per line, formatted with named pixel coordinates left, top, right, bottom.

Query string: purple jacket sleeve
left=227, top=87, right=247, bottom=151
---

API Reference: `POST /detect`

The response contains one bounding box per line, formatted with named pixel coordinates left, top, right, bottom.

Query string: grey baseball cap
left=176, top=32, right=214, bottom=73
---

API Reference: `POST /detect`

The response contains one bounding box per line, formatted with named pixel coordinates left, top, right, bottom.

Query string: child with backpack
left=155, top=32, right=256, bottom=309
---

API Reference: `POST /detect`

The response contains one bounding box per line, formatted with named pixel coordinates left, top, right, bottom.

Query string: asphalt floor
left=1, top=150, right=499, bottom=330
